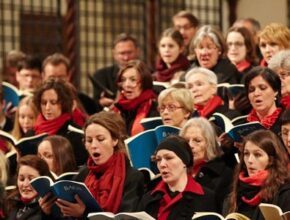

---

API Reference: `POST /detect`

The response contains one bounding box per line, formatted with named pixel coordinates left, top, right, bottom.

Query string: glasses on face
left=195, top=45, right=218, bottom=52
left=119, top=77, right=140, bottom=87
left=227, top=41, right=245, bottom=48
left=19, top=73, right=40, bottom=80
left=158, top=104, right=183, bottom=113
left=278, top=70, right=290, bottom=79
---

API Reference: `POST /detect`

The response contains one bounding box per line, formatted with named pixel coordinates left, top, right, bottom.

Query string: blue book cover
left=140, top=117, right=163, bottom=130
left=30, top=177, right=103, bottom=213
left=125, top=125, right=180, bottom=171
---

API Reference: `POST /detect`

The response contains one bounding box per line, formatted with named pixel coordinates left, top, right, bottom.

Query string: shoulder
left=94, top=65, right=119, bottom=76
left=125, top=160, right=144, bottom=182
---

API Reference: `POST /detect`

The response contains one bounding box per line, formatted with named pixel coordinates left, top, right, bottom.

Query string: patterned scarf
left=84, top=152, right=126, bottom=213
left=247, top=108, right=282, bottom=129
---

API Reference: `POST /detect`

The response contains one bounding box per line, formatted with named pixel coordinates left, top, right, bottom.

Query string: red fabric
left=195, top=95, right=223, bottom=118
left=72, top=108, right=87, bottom=127
left=154, top=54, right=190, bottom=82
left=193, top=160, right=206, bottom=176
left=114, top=89, right=156, bottom=135
left=20, top=195, right=37, bottom=204
left=0, top=138, right=9, bottom=153
left=236, top=60, right=251, bottom=72
left=247, top=108, right=282, bottom=129
left=281, top=95, right=290, bottom=109
left=84, top=152, right=126, bottom=213
left=152, top=176, right=204, bottom=220
left=34, top=113, right=71, bottom=135
left=239, top=170, right=268, bottom=206
left=260, top=59, right=268, bottom=67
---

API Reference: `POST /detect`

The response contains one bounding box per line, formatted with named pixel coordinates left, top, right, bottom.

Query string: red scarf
left=72, top=108, right=87, bottom=127
left=247, top=108, right=282, bottom=129
left=155, top=54, right=190, bottom=82
left=152, top=176, right=204, bottom=220
left=239, top=170, right=268, bottom=206
left=281, top=95, right=290, bottom=109
left=34, top=113, right=71, bottom=135
left=114, top=89, right=156, bottom=136
left=195, top=95, right=223, bottom=118
left=84, top=152, right=126, bottom=213
left=236, top=60, right=251, bottom=72
left=260, top=59, right=268, bottom=67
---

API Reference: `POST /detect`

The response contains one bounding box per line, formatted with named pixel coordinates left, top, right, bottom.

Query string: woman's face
left=85, top=123, right=118, bottom=165
left=120, top=67, right=142, bottom=100
left=18, top=104, right=36, bottom=133
left=183, top=125, right=207, bottom=165
left=159, top=95, right=189, bottom=128
left=248, top=75, right=277, bottom=116
left=159, top=36, right=183, bottom=66
left=276, top=68, right=290, bottom=96
left=40, top=89, right=62, bottom=120
left=194, top=36, right=220, bottom=69
left=259, top=38, right=284, bottom=63
left=281, top=123, right=290, bottom=155
left=17, top=165, right=40, bottom=200
left=38, top=140, right=54, bottom=173
left=186, top=73, right=216, bottom=106
left=244, top=141, right=269, bottom=177
left=156, top=149, right=187, bottom=187
left=227, top=31, right=247, bottom=65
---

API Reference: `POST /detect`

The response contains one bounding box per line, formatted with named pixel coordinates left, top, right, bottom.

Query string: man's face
left=113, top=41, right=139, bottom=68
left=16, top=68, right=41, bottom=92
left=42, top=63, right=69, bottom=81
left=173, top=17, right=197, bottom=46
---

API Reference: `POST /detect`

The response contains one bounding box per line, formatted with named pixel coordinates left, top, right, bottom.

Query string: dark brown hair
left=42, top=53, right=70, bottom=74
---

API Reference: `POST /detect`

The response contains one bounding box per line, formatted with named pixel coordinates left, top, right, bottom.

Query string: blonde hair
left=11, top=96, right=38, bottom=140
left=258, top=23, right=290, bottom=49
left=0, top=151, right=8, bottom=186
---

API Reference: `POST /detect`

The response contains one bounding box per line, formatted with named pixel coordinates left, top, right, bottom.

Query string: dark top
left=74, top=158, right=144, bottom=213
left=138, top=178, right=217, bottom=220
left=77, top=92, right=101, bottom=115
left=195, top=156, right=234, bottom=213
left=92, top=64, right=119, bottom=106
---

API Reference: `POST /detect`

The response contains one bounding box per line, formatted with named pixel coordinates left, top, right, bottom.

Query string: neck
left=167, top=172, right=188, bottom=192
left=256, top=105, right=277, bottom=119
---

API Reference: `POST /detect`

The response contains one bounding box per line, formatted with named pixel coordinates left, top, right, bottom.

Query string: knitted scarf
left=155, top=54, right=190, bottom=82
left=195, top=95, right=223, bottom=118
left=247, top=108, right=282, bottom=129
left=84, top=152, right=126, bottom=213
left=114, top=89, right=156, bottom=135
left=238, top=170, right=268, bottom=206
left=34, top=113, right=71, bottom=135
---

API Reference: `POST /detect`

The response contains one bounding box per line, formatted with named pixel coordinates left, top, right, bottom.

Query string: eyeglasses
left=195, top=45, right=218, bottom=52
left=227, top=41, right=245, bottom=48
left=158, top=104, right=183, bottom=113
left=278, top=70, right=290, bottom=79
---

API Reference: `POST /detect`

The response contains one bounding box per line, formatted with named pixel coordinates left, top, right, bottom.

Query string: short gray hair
left=185, top=67, right=218, bottom=85
left=180, top=117, right=223, bottom=160
left=268, top=50, right=290, bottom=72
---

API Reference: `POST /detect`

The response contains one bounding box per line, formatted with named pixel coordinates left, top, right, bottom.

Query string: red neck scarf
left=247, top=108, right=282, bottom=129
left=195, top=95, right=223, bottom=118
left=236, top=60, right=251, bottom=72
left=155, top=54, right=190, bottom=82
left=34, top=113, right=71, bottom=135
left=72, top=108, right=87, bottom=127
left=281, top=95, right=290, bottom=109
left=152, top=176, right=204, bottom=220
left=84, top=152, right=126, bottom=213
left=260, top=59, right=268, bottom=67
left=239, top=170, right=268, bottom=206
left=115, top=89, right=156, bottom=135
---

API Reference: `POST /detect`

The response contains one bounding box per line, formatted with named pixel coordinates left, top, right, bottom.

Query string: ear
left=113, top=139, right=119, bottom=148
left=16, top=71, right=21, bottom=83
left=179, top=45, right=185, bottom=53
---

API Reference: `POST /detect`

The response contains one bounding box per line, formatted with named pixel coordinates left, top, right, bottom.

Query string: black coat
left=138, top=179, right=218, bottom=220
left=74, top=158, right=144, bottom=213
left=195, top=156, right=234, bottom=213
left=235, top=183, right=290, bottom=220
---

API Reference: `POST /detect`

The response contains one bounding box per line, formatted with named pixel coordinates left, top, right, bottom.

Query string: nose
left=247, top=154, right=254, bottom=163
left=23, top=178, right=30, bottom=186
left=265, top=44, right=272, bottom=52
left=287, top=132, right=290, bottom=143
left=159, top=158, right=167, bottom=167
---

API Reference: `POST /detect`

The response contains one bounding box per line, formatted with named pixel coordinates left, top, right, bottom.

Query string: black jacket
left=138, top=179, right=218, bottom=220
left=195, top=156, right=234, bottom=213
